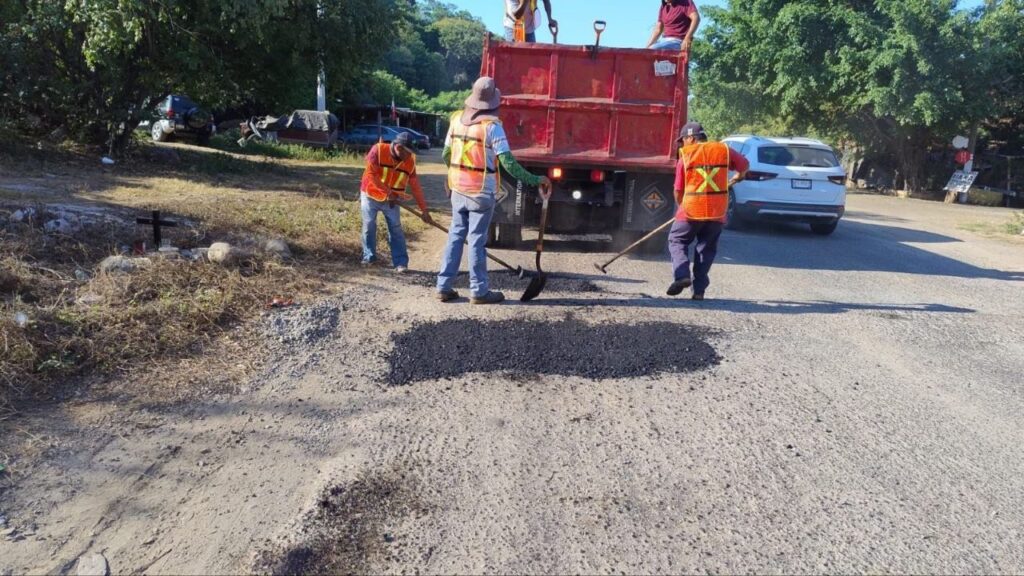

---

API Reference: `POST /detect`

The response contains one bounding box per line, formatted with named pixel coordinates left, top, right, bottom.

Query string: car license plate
left=792, top=179, right=812, bottom=189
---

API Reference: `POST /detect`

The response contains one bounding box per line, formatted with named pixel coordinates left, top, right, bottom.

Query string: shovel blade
left=520, top=273, right=548, bottom=302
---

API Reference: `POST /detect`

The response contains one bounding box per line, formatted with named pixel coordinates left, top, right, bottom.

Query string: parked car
left=392, top=127, right=431, bottom=150
left=151, top=95, right=215, bottom=145
left=339, top=124, right=404, bottom=149
left=722, top=135, right=847, bottom=235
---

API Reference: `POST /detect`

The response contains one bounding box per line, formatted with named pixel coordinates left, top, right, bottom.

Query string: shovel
left=593, top=217, right=676, bottom=274
left=520, top=196, right=550, bottom=301
left=397, top=203, right=527, bottom=278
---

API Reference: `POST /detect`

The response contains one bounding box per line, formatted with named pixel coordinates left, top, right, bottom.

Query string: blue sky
left=443, top=0, right=987, bottom=48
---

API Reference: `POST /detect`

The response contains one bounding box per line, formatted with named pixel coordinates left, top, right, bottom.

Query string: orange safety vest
left=447, top=111, right=499, bottom=196
left=680, top=142, right=730, bottom=221
left=363, top=142, right=416, bottom=202
left=513, top=0, right=538, bottom=41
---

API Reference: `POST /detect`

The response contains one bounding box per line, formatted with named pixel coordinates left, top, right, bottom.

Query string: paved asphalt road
left=3, top=187, right=1023, bottom=574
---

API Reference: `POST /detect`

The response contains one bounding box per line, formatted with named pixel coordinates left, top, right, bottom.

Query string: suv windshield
left=758, top=145, right=839, bottom=168
left=172, top=96, right=197, bottom=109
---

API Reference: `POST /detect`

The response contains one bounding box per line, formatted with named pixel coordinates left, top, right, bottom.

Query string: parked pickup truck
left=481, top=26, right=688, bottom=246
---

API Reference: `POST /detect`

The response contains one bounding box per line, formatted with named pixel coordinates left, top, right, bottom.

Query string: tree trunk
left=897, top=128, right=927, bottom=196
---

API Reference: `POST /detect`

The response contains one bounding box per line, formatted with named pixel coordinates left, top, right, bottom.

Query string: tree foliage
left=379, top=0, right=486, bottom=96
left=692, top=0, right=1024, bottom=191
left=0, top=0, right=393, bottom=153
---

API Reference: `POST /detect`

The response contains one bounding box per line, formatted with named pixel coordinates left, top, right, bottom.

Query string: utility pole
left=316, top=0, right=326, bottom=112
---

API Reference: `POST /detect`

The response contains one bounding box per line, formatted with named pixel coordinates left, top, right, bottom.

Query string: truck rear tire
left=488, top=223, right=522, bottom=248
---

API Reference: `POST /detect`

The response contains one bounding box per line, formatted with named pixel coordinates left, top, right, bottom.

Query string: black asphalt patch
left=386, top=319, right=719, bottom=385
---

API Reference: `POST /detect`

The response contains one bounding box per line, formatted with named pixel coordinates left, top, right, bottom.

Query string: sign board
left=954, top=150, right=973, bottom=165
left=653, top=60, right=677, bottom=77
left=943, top=170, right=979, bottom=194
left=952, top=135, right=969, bottom=149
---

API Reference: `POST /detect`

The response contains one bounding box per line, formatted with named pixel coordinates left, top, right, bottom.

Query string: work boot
left=692, top=292, right=705, bottom=301
left=437, top=289, right=460, bottom=302
left=666, top=278, right=693, bottom=296
left=470, top=291, right=505, bottom=305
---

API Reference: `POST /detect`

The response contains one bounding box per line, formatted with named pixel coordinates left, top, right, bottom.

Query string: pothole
left=386, top=319, right=720, bottom=385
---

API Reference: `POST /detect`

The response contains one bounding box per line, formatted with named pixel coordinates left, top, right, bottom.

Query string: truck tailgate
left=482, top=35, right=688, bottom=173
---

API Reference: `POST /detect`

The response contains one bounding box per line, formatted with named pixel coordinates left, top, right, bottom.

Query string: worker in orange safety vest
left=666, top=121, right=749, bottom=300
left=360, top=131, right=433, bottom=273
left=436, top=76, right=552, bottom=305
left=503, top=0, right=557, bottom=43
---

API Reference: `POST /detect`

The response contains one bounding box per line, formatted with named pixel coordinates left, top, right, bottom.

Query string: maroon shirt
left=659, top=0, right=699, bottom=39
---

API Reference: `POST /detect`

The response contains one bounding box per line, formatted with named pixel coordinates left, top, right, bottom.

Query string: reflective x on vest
left=693, top=166, right=723, bottom=193
left=448, top=111, right=499, bottom=195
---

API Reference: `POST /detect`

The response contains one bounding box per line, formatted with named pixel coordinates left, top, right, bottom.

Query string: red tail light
left=746, top=171, right=777, bottom=181
left=828, top=175, right=846, bottom=185
left=590, top=169, right=605, bottom=183
left=167, top=108, right=175, bottom=119
left=548, top=167, right=564, bottom=180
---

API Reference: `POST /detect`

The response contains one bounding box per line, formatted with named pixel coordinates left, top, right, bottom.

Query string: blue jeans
left=503, top=26, right=536, bottom=43
left=668, top=219, right=724, bottom=295
left=361, top=193, right=409, bottom=267
left=437, top=192, right=496, bottom=298
left=650, top=37, right=682, bottom=50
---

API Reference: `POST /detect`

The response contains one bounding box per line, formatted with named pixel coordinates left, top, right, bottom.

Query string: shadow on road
left=525, top=296, right=975, bottom=315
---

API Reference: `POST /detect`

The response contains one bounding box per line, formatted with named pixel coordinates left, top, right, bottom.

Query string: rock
left=74, top=269, right=90, bottom=282
left=11, top=208, right=37, bottom=223
left=76, top=294, right=104, bottom=306
left=43, top=218, right=75, bottom=235
left=207, top=242, right=237, bottom=265
left=98, top=255, right=150, bottom=275
left=75, top=553, right=109, bottom=576
left=155, top=248, right=182, bottom=261
left=264, top=238, right=293, bottom=260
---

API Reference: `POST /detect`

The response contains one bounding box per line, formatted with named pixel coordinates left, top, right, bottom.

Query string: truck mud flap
left=622, top=173, right=674, bottom=231
left=491, top=169, right=527, bottom=225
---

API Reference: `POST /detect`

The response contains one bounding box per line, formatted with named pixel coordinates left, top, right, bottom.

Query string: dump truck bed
left=481, top=34, right=688, bottom=173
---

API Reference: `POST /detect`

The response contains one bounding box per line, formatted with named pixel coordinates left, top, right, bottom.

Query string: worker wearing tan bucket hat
left=436, top=77, right=552, bottom=305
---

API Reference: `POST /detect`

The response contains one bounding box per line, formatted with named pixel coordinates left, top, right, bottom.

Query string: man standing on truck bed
left=360, top=132, right=434, bottom=273
left=646, top=0, right=700, bottom=52
left=667, top=122, right=748, bottom=300
left=504, top=0, right=557, bottom=43
left=437, top=77, right=552, bottom=305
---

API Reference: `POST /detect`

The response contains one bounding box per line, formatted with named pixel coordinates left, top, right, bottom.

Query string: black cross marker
left=136, top=210, right=177, bottom=248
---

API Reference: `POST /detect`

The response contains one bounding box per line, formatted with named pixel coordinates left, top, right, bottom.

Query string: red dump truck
left=480, top=26, right=689, bottom=246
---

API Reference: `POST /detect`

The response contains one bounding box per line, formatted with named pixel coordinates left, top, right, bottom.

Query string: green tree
left=417, top=90, right=472, bottom=114
left=0, top=0, right=394, bottom=154
left=432, top=17, right=487, bottom=88
left=692, top=0, right=1024, bottom=192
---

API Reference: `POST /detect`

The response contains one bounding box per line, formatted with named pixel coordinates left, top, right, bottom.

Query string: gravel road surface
left=2, top=186, right=1023, bottom=574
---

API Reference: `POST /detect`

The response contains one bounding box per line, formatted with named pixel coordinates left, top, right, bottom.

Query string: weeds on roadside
left=209, top=133, right=363, bottom=165
left=1008, top=212, right=1024, bottom=235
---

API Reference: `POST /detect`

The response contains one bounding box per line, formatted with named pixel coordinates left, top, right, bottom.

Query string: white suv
left=722, top=135, right=847, bottom=235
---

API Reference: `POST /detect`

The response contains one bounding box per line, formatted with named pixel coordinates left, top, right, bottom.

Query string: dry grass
left=0, top=135, right=420, bottom=413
